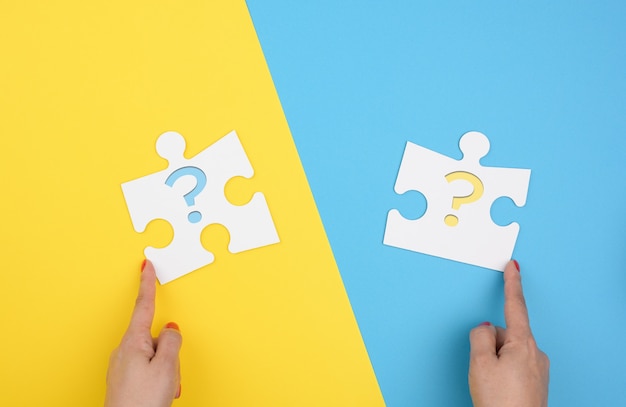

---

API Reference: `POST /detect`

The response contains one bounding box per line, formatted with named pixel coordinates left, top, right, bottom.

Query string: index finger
left=128, top=259, right=156, bottom=333
left=503, top=260, right=531, bottom=338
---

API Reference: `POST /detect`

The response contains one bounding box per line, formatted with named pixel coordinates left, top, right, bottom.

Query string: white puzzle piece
left=122, top=130, right=280, bottom=284
left=383, top=131, right=531, bottom=271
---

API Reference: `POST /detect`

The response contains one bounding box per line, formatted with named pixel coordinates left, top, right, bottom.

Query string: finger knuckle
left=123, top=334, right=155, bottom=354
left=469, top=327, right=482, bottom=338
left=135, top=293, right=146, bottom=307
left=163, top=330, right=183, bottom=346
left=512, top=296, right=528, bottom=311
left=525, top=336, right=537, bottom=348
left=470, top=352, right=492, bottom=367
left=541, top=351, right=550, bottom=367
left=469, top=325, right=490, bottom=336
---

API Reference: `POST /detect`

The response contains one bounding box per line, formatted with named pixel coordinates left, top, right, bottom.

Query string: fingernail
left=165, top=322, right=180, bottom=331
left=513, top=260, right=520, bottom=272
left=175, top=383, right=181, bottom=399
left=479, top=321, right=491, bottom=327
left=141, top=259, right=147, bottom=272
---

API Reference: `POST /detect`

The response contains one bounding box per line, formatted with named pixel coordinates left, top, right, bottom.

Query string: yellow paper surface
left=0, top=1, right=384, bottom=405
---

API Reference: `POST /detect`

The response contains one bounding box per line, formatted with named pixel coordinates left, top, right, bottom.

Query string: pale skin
left=105, top=259, right=548, bottom=406
left=468, top=260, right=550, bottom=407
left=105, top=260, right=182, bottom=407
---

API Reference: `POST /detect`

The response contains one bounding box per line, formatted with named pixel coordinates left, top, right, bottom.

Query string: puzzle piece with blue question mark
left=383, top=131, right=531, bottom=271
left=122, top=130, right=280, bottom=284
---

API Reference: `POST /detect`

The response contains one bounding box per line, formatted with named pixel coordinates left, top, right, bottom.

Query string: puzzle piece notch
left=122, top=130, right=280, bottom=284
left=383, top=131, right=531, bottom=271
left=490, top=195, right=526, bottom=227
left=392, top=189, right=428, bottom=221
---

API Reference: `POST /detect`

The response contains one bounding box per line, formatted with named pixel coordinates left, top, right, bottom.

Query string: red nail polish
left=175, top=384, right=181, bottom=399
left=479, top=321, right=491, bottom=327
left=165, top=322, right=180, bottom=331
left=513, top=260, right=520, bottom=272
left=141, top=259, right=147, bottom=272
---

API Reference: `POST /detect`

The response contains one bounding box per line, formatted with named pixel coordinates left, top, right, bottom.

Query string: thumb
left=153, top=322, right=183, bottom=370
left=469, top=322, right=498, bottom=363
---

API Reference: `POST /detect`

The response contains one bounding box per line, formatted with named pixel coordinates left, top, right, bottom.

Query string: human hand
left=105, top=260, right=182, bottom=407
left=468, top=260, right=549, bottom=407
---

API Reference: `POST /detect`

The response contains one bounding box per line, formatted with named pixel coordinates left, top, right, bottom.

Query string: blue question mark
left=165, top=166, right=207, bottom=223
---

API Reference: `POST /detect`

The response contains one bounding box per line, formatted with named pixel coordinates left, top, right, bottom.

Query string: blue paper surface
left=247, top=1, right=626, bottom=405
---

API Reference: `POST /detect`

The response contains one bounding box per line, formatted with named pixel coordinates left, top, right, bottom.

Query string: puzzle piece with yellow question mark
left=383, top=131, right=531, bottom=271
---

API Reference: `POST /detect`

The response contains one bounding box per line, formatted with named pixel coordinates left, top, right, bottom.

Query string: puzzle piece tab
left=122, top=131, right=280, bottom=284
left=383, top=131, right=531, bottom=271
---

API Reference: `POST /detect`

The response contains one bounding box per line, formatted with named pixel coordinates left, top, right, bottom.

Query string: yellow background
left=0, top=1, right=384, bottom=405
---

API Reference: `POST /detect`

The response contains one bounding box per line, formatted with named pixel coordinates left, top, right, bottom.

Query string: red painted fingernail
left=513, top=260, right=520, bottom=272
left=141, top=259, right=147, bottom=272
left=165, top=322, right=180, bottom=331
left=479, top=321, right=491, bottom=326
left=175, top=383, right=181, bottom=399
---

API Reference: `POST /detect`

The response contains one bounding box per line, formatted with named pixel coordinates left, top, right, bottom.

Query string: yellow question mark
left=444, top=171, right=484, bottom=227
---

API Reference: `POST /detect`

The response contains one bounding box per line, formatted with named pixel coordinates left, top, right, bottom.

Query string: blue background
left=246, top=1, right=626, bottom=405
